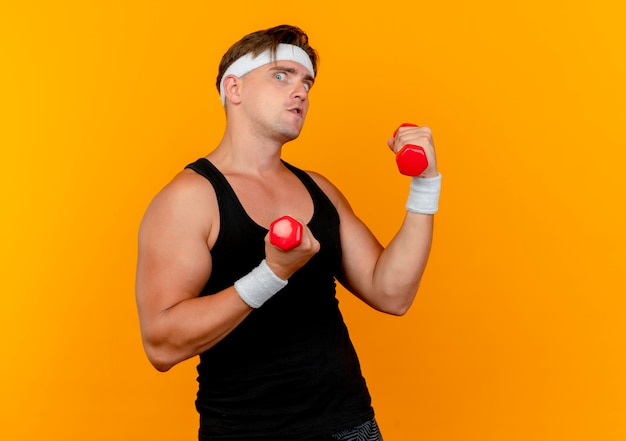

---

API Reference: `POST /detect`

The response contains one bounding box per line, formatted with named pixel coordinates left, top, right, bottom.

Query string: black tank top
left=185, top=158, right=374, bottom=441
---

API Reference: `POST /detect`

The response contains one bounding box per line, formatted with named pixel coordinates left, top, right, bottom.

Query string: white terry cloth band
left=234, top=259, right=288, bottom=308
left=406, top=174, right=442, bottom=214
left=219, top=43, right=315, bottom=105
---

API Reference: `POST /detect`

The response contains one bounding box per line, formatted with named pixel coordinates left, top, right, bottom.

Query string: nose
left=292, top=81, right=308, bottom=101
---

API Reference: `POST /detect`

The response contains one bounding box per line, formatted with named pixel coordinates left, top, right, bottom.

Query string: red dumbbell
left=269, top=215, right=303, bottom=251
left=393, top=123, right=429, bottom=176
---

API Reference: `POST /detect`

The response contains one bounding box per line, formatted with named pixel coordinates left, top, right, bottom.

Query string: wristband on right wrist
left=234, top=259, right=288, bottom=309
left=405, top=173, right=442, bottom=214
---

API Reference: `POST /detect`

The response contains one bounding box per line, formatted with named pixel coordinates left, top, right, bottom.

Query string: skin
left=135, top=59, right=439, bottom=372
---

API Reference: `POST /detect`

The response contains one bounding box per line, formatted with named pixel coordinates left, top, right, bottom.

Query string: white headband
left=219, top=43, right=315, bottom=105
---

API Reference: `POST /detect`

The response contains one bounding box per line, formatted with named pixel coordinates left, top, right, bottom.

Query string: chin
left=280, top=128, right=302, bottom=142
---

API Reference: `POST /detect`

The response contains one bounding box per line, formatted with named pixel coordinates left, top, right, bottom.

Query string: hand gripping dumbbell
left=269, top=215, right=303, bottom=251
left=393, top=123, right=429, bottom=176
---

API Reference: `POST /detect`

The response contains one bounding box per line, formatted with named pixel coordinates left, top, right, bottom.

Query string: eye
left=274, top=72, right=286, bottom=81
left=303, top=82, right=311, bottom=92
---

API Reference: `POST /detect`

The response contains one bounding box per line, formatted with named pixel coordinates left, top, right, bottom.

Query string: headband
left=219, top=43, right=315, bottom=105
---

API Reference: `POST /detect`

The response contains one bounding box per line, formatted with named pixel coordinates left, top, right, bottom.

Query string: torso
left=183, top=157, right=374, bottom=439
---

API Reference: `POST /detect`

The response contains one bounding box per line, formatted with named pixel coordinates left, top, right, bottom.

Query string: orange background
left=2, top=1, right=625, bottom=440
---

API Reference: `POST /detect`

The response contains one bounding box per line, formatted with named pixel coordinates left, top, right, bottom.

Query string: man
left=136, top=24, right=441, bottom=440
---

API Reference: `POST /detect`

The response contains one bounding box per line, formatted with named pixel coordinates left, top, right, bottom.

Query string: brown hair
left=215, top=24, right=318, bottom=93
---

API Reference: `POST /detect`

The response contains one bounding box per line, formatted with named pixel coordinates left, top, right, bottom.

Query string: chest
left=226, top=172, right=315, bottom=228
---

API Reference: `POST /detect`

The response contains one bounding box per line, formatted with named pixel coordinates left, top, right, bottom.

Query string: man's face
left=237, top=60, right=315, bottom=142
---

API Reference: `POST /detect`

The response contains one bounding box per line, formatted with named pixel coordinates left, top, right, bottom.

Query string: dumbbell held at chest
left=233, top=216, right=305, bottom=309
left=269, top=215, right=303, bottom=251
left=393, top=123, right=429, bottom=176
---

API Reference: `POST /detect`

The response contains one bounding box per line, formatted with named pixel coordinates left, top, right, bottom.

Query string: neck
left=208, top=123, right=287, bottom=175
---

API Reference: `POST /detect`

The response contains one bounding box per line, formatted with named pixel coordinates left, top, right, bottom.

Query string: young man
left=136, top=24, right=441, bottom=441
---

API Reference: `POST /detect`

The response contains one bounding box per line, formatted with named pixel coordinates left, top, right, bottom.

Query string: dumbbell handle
left=394, top=123, right=428, bottom=176
left=269, top=216, right=303, bottom=251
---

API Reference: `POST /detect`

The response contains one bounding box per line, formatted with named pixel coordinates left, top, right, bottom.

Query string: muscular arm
left=342, top=208, right=434, bottom=315
left=312, top=177, right=434, bottom=315
left=135, top=169, right=320, bottom=372
left=311, top=125, right=439, bottom=316
left=135, top=171, right=252, bottom=372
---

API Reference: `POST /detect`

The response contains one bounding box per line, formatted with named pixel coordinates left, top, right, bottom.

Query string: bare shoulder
left=140, top=168, right=219, bottom=246
left=151, top=168, right=215, bottom=205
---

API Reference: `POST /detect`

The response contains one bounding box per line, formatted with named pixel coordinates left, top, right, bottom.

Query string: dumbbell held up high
left=269, top=216, right=303, bottom=252
left=393, top=123, right=429, bottom=176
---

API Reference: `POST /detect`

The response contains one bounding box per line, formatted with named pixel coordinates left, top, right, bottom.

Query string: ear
left=223, top=75, right=242, bottom=105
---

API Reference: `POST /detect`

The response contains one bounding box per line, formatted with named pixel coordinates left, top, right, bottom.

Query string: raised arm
left=311, top=125, right=440, bottom=315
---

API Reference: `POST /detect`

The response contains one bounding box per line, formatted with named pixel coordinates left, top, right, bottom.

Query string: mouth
left=288, top=107, right=303, bottom=116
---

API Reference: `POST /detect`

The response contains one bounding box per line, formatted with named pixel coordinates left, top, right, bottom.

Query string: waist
left=195, top=302, right=372, bottom=439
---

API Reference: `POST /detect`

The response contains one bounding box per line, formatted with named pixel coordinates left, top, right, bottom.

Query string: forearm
left=141, top=254, right=304, bottom=371
left=141, top=288, right=252, bottom=372
left=368, top=172, right=442, bottom=312
left=338, top=172, right=440, bottom=315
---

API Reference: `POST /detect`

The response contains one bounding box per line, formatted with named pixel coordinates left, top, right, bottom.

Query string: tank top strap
left=282, top=160, right=339, bottom=230
left=282, top=161, right=326, bottom=205
left=185, top=157, right=236, bottom=209
left=184, top=158, right=263, bottom=252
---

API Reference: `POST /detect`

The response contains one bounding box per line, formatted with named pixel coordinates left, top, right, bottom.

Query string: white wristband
left=406, top=173, right=442, bottom=214
left=234, top=260, right=288, bottom=308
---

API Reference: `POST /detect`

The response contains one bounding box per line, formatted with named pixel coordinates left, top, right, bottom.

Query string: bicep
left=135, top=178, right=214, bottom=330
left=335, top=197, right=386, bottom=305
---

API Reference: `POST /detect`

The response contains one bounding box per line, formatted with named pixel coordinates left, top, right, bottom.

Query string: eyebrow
left=269, top=65, right=315, bottom=85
